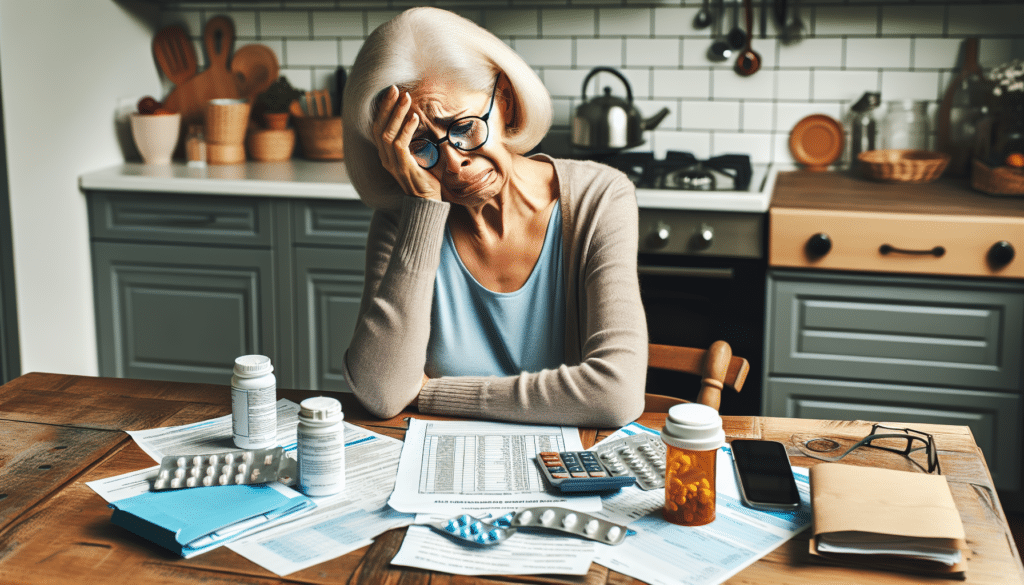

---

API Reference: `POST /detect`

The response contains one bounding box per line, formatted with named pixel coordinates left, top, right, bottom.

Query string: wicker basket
left=972, top=159, right=1024, bottom=196
left=294, top=116, right=343, bottom=161
left=857, top=149, right=950, bottom=183
left=247, top=129, right=295, bottom=162
left=205, top=99, right=251, bottom=145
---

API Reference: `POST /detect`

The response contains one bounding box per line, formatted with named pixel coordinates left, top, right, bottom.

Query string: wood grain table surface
left=1, top=372, right=1021, bottom=584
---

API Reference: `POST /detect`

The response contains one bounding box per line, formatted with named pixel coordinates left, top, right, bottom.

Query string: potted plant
left=254, top=76, right=304, bottom=130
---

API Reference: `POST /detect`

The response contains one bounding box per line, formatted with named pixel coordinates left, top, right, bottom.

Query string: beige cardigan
left=343, top=155, right=648, bottom=427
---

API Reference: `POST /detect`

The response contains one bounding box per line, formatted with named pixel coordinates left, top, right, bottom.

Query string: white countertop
left=80, top=160, right=776, bottom=212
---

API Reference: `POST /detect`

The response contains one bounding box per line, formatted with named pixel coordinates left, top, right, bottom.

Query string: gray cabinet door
left=92, top=242, right=277, bottom=384
left=766, top=377, right=1022, bottom=492
left=293, top=247, right=366, bottom=392
left=767, top=271, right=1024, bottom=392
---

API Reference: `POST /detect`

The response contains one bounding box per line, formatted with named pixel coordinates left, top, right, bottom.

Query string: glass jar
left=881, top=100, right=929, bottom=150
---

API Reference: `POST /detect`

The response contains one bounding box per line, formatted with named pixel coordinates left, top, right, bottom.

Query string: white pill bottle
left=231, top=355, right=278, bottom=449
left=297, top=396, right=345, bottom=496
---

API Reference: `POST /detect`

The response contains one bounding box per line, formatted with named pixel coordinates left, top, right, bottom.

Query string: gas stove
left=593, top=151, right=777, bottom=213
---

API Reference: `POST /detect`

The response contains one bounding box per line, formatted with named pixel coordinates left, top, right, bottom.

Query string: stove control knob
left=988, top=241, right=1015, bottom=269
left=806, top=233, right=832, bottom=258
left=651, top=222, right=671, bottom=248
left=696, top=224, right=714, bottom=248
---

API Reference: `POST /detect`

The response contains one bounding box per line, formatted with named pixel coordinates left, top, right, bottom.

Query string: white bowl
left=130, top=112, right=181, bottom=165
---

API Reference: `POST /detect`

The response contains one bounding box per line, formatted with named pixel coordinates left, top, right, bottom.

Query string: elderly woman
left=342, top=7, right=647, bottom=427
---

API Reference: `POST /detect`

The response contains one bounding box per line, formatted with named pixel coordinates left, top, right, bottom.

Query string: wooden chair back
left=645, top=341, right=750, bottom=412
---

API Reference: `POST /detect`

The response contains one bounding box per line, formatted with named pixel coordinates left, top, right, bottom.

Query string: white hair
left=342, top=7, right=553, bottom=210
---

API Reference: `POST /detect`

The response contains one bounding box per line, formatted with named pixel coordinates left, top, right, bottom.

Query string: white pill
left=176, top=457, right=187, bottom=468
left=235, top=473, right=245, bottom=484
left=237, top=463, right=248, bottom=475
left=221, top=464, right=233, bottom=476
left=153, top=479, right=166, bottom=489
left=540, top=509, right=556, bottom=525
left=585, top=519, right=600, bottom=535
left=208, top=455, right=219, bottom=466
left=158, top=469, right=169, bottom=479
left=218, top=474, right=229, bottom=485
left=170, top=477, right=183, bottom=488
left=202, top=476, right=213, bottom=487
left=190, top=466, right=201, bottom=477
left=192, top=456, right=203, bottom=467
left=173, top=468, right=185, bottom=479
left=562, top=513, right=578, bottom=529
left=206, top=466, right=217, bottom=476
left=606, top=526, right=622, bottom=541
left=225, top=453, right=235, bottom=465
left=186, top=477, right=197, bottom=488
left=264, top=454, right=274, bottom=466
left=517, top=510, right=533, bottom=524
left=243, top=452, right=254, bottom=464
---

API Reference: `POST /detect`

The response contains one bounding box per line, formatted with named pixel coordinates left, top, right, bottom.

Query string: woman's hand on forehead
left=372, top=86, right=442, bottom=201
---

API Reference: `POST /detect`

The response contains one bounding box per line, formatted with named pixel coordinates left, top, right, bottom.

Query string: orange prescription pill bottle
left=660, top=403, right=724, bottom=526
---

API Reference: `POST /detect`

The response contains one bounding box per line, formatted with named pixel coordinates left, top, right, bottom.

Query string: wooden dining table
left=1, top=372, right=1021, bottom=584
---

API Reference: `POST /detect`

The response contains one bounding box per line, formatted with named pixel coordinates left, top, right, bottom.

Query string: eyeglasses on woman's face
left=409, top=74, right=501, bottom=170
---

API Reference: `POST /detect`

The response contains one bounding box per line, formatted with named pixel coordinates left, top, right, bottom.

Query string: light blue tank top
left=426, top=204, right=565, bottom=377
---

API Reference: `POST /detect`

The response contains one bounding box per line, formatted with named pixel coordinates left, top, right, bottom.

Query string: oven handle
left=638, top=265, right=735, bottom=279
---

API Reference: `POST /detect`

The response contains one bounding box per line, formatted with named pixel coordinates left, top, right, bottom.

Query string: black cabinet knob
left=988, top=241, right=1015, bottom=268
left=806, top=233, right=832, bottom=258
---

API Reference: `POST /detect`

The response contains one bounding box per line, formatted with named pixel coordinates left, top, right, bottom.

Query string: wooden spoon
left=735, top=0, right=761, bottom=76
left=152, top=25, right=197, bottom=87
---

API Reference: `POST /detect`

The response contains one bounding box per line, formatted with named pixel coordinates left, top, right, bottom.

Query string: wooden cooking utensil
left=937, top=38, right=982, bottom=177
left=153, top=25, right=198, bottom=87
left=164, top=16, right=241, bottom=130
left=735, top=0, right=761, bottom=76
left=231, top=44, right=279, bottom=102
left=305, top=90, right=332, bottom=117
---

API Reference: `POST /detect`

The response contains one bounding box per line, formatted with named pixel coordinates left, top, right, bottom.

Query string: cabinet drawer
left=764, top=377, right=1021, bottom=493
left=767, top=270, right=1024, bottom=392
left=292, top=200, right=373, bottom=248
left=88, top=192, right=273, bottom=246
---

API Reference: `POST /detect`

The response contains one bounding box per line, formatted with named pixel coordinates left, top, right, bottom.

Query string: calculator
left=536, top=451, right=637, bottom=492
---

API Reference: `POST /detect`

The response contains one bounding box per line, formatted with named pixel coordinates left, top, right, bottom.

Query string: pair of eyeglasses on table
left=792, top=423, right=942, bottom=475
left=0, top=372, right=1021, bottom=585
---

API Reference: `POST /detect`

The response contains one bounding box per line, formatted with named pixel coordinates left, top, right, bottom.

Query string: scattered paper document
left=391, top=524, right=595, bottom=576
left=592, top=443, right=813, bottom=585
left=388, top=419, right=601, bottom=515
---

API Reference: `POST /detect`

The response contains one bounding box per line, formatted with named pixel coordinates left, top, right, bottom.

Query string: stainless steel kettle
left=571, top=67, right=670, bottom=151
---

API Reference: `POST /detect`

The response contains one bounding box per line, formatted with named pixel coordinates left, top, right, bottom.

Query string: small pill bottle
left=297, top=396, right=345, bottom=497
left=231, top=355, right=278, bottom=449
left=660, top=403, right=724, bottom=526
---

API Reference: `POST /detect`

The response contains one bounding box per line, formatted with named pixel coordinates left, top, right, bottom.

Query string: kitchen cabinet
left=764, top=171, right=1024, bottom=512
left=86, top=191, right=373, bottom=391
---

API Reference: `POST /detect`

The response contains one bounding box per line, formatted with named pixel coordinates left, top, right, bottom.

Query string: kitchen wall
left=160, top=0, right=1024, bottom=165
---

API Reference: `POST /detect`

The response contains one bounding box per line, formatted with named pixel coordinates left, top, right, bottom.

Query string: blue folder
left=109, top=483, right=315, bottom=558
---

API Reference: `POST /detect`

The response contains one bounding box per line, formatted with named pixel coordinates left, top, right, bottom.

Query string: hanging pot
left=571, top=67, right=670, bottom=151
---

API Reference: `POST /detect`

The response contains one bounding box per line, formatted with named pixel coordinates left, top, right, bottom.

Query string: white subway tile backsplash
left=487, top=10, right=540, bottom=37
left=285, top=39, right=339, bottom=67
left=813, top=70, right=879, bottom=101
left=653, top=69, right=711, bottom=100
left=576, top=38, right=624, bottom=68
left=514, top=38, right=574, bottom=67
left=881, top=6, right=945, bottom=36
left=713, top=69, right=775, bottom=101
left=845, top=39, right=912, bottom=69
left=742, top=102, right=775, bottom=132
left=813, top=6, right=879, bottom=37
left=626, top=39, right=680, bottom=67
left=880, top=70, right=942, bottom=101
left=311, top=11, right=364, bottom=37
left=598, top=8, right=652, bottom=36
left=778, top=38, right=843, bottom=68
left=776, top=70, right=812, bottom=101
left=161, top=2, right=1024, bottom=164
left=914, top=39, right=962, bottom=70
left=542, top=9, right=595, bottom=36
left=260, top=11, right=311, bottom=37
left=949, top=4, right=1024, bottom=36
left=681, top=100, right=740, bottom=131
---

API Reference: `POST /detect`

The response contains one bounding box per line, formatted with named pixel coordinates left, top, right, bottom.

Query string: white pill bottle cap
left=299, top=396, right=343, bottom=423
left=233, top=354, right=273, bottom=377
left=660, top=403, right=724, bottom=451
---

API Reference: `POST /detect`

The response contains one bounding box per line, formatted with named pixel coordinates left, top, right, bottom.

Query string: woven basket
left=294, top=116, right=343, bottom=160
left=205, top=99, right=251, bottom=145
left=247, top=129, right=295, bottom=162
left=857, top=149, right=950, bottom=183
left=972, top=159, right=1024, bottom=196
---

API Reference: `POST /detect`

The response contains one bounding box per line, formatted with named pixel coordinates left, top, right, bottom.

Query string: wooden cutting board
left=164, top=16, right=240, bottom=130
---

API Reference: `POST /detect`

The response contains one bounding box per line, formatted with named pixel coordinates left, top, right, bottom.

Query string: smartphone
left=730, top=439, right=801, bottom=510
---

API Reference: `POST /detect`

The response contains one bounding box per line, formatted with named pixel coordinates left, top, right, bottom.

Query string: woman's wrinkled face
left=407, top=77, right=512, bottom=207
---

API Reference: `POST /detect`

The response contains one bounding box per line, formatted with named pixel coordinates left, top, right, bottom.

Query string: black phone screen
left=730, top=440, right=800, bottom=507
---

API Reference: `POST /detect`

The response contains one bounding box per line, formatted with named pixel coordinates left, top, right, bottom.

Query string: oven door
left=638, top=253, right=765, bottom=416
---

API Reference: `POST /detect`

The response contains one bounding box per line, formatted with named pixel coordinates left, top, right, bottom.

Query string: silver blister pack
left=152, top=446, right=295, bottom=490
left=430, top=513, right=517, bottom=546
left=593, top=433, right=667, bottom=490
left=511, top=506, right=629, bottom=545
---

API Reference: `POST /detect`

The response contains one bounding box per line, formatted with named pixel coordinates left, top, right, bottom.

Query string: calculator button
left=551, top=472, right=570, bottom=479
left=546, top=466, right=567, bottom=474
left=584, top=464, right=604, bottom=472
left=588, top=471, right=608, bottom=477
left=567, top=465, right=585, bottom=473
left=570, top=472, right=590, bottom=478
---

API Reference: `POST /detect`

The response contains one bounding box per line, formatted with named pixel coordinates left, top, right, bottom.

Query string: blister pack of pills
left=593, top=433, right=667, bottom=490
left=511, top=506, right=629, bottom=545
left=536, top=451, right=637, bottom=492
left=429, top=513, right=517, bottom=546
left=152, top=446, right=295, bottom=490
